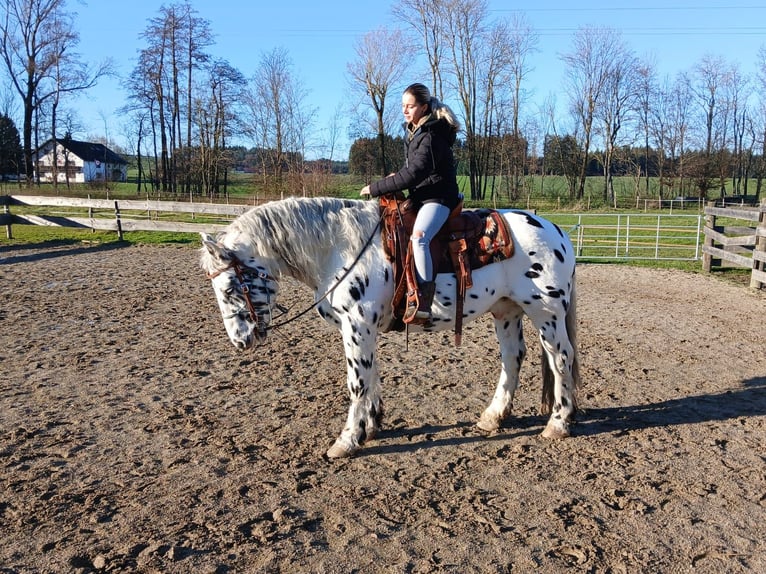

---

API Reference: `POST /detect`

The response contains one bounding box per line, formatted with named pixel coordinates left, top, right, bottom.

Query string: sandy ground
left=0, top=242, right=764, bottom=574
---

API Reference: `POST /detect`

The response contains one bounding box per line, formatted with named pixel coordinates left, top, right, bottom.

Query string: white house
left=34, top=138, right=128, bottom=184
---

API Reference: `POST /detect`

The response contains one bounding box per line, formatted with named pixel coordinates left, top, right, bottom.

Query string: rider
left=361, top=82, right=461, bottom=323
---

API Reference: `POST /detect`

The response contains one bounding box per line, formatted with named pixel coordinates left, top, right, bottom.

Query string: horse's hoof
left=326, top=441, right=356, bottom=459
left=541, top=422, right=570, bottom=439
left=476, top=414, right=501, bottom=432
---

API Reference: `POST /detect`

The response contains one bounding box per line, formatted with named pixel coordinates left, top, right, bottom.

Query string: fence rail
left=702, top=202, right=766, bottom=289
left=4, top=195, right=765, bottom=289
left=544, top=213, right=704, bottom=262
left=1, top=195, right=252, bottom=239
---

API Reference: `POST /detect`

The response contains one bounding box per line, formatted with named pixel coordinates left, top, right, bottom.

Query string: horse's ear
left=200, top=233, right=229, bottom=261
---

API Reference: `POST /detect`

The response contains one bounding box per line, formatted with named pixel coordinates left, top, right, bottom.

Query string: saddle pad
left=474, top=210, right=514, bottom=267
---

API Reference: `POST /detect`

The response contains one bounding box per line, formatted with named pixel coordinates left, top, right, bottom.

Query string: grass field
left=1, top=174, right=759, bottom=284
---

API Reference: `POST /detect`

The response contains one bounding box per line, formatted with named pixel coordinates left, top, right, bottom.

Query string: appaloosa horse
left=200, top=196, right=579, bottom=458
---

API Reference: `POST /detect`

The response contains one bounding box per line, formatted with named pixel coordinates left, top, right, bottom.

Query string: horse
left=199, top=196, right=580, bottom=458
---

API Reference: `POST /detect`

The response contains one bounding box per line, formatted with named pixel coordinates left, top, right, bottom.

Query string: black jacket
left=369, top=115, right=459, bottom=209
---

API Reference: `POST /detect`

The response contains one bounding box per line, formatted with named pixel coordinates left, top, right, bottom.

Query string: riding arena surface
left=0, top=242, right=764, bottom=573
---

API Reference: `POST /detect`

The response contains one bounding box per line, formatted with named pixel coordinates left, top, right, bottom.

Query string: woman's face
left=402, top=92, right=428, bottom=125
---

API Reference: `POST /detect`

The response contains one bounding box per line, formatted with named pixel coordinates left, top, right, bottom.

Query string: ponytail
left=404, top=83, right=461, bottom=133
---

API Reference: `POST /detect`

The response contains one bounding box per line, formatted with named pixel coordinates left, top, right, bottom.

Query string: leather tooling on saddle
left=380, top=193, right=514, bottom=344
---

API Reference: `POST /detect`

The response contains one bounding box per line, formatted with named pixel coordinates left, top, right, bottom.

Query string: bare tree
left=688, top=54, right=735, bottom=197
left=0, top=0, right=110, bottom=183
left=635, top=58, right=657, bottom=197
left=347, top=27, right=412, bottom=176
left=593, top=33, right=639, bottom=204
left=194, top=60, right=244, bottom=199
left=505, top=13, right=538, bottom=195
left=243, top=47, right=314, bottom=199
left=561, top=27, right=625, bottom=201
left=753, top=46, right=766, bottom=199
left=392, top=0, right=446, bottom=99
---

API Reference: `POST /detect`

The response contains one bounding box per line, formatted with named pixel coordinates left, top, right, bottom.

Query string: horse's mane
left=221, top=197, right=380, bottom=284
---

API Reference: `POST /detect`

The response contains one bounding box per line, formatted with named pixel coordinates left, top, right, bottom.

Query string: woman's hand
left=360, top=185, right=371, bottom=197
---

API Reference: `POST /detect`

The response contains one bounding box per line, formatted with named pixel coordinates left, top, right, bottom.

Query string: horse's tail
left=541, top=277, right=580, bottom=414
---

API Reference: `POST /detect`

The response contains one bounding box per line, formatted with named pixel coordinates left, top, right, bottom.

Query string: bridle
left=206, top=213, right=383, bottom=336
left=206, top=255, right=277, bottom=336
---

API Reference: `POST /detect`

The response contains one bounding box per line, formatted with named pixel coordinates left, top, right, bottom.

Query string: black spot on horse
left=525, top=270, right=540, bottom=279
left=553, top=249, right=565, bottom=263
left=525, top=214, right=544, bottom=228
left=354, top=275, right=366, bottom=297
left=358, top=419, right=367, bottom=443
left=349, top=285, right=362, bottom=301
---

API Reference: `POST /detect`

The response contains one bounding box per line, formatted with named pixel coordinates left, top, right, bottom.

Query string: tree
left=347, top=27, right=413, bottom=175
left=635, top=59, right=657, bottom=197
left=0, top=0, right=110, bottom=182
left=561, top=27, right=629, bottom=201
left=392, top=0, right=446, bottom=99
left=0, top=113, right=22, bottom=176
left=131, top=2, right=213, bottom=195
left=505, top=13, right=538, bottom=195
left=592, top=32, right=638, bottom=204
left=753, top=46, right=766, bottom=200
left=193, top=59, right=245, bottom=199
left=243, top=47, right=315, bottom=198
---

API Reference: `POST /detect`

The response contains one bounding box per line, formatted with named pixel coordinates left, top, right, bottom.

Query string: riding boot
left=413, top=281, right=435, bottom=322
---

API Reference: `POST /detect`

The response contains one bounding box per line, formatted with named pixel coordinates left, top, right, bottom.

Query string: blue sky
left=66, top=1, right=766, bottom=157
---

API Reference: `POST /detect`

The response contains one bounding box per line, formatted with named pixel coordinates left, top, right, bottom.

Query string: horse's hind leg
left=538, top=313, right=578, bottom=439
left=477, top=303, right=526, bottom=432
left=326, top=322, right=383, bottom=459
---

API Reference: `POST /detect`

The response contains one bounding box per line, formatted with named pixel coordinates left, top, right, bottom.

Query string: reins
left=269, top=214, right=383, bottom=330
left=207, top=212, right=383, bottom=333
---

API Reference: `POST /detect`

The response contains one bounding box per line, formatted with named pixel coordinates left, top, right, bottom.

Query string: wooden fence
left=702, top=201, right=766, bottom=289
left=4, top=194, right=765, bottom=289
left=0, top=195, right=252, bottom=239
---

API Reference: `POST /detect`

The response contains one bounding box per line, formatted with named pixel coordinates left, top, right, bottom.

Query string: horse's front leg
left=477, top=303, right=526, bottom=432
left=326, top=318, right=383, bottom=459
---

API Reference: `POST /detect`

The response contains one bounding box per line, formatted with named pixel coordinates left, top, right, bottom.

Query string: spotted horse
left=200, top=196, right=580, bottom=458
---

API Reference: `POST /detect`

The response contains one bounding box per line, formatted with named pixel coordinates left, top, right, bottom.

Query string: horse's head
left=200, top=233, right=279, bottom=350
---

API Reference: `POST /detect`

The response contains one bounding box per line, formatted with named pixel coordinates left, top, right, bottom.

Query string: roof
left=50, top=138, right=128, bottom=164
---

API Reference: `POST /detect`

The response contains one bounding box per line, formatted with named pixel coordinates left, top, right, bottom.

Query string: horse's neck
left=251, top=199, right=375, bottom=292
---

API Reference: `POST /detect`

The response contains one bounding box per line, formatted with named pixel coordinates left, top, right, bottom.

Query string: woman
left=361, top=83, right=460, bottom=323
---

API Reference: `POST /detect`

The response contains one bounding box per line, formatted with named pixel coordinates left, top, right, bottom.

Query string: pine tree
left=0, top=114, right=22, bottom=178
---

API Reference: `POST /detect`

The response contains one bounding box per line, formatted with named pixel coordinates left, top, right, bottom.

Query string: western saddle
left=380, top=193, right=514, bottom=345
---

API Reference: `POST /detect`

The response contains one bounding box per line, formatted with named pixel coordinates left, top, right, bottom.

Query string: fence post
left=114, top=201, right=123, bottom=240
left=751, top=209, right=766, bottom=289
left=702, top=201, right=717, bottom=272
left=3, top=198, right=11, bottom=239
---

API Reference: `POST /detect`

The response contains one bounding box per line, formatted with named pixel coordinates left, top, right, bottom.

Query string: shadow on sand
left=357, top=377, right=766, bottom=457
left=0, top=241, right=128, bottom=265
